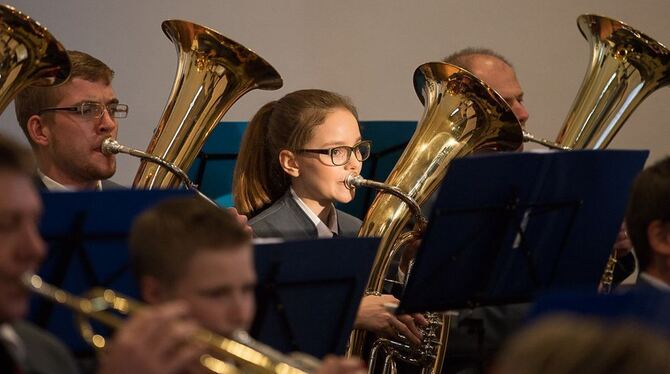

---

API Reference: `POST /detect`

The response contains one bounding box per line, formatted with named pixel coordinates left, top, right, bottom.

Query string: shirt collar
left=639, top=272, right=670, bottom=291
left=290, top=187, right=339, bottom=238
left=38, top=169, right=102, bottom=191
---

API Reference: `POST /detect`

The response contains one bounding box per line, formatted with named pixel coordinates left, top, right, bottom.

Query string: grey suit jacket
left=12, top=321, right=80, bottom=374
left=249, top=192, right=362, bottom=239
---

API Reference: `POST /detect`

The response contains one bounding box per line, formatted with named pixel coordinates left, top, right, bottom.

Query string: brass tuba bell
left=556, top=14, right=670, bottom=149
left=0, top=4, right=70, bottom=115
left=133, top=20, right=282, bottom=189
left=346, top=62, right=523, bottom=374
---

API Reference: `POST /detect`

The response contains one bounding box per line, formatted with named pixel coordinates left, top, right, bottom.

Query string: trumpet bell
left=133, top=20, right=282, bottom=189
left=556, top=14, right=670, bottom=149
left=0, top=5, right=70, bottom=114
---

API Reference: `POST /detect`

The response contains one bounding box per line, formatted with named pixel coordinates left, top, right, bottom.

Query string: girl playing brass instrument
left=233, top=89, right=427, bottom=347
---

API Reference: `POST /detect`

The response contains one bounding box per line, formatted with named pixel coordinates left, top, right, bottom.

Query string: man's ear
left=26, top=115, right=50, bottom=146
left=279, top=149, right=300, bottom=177
left=648, top=220, right=670, bottom=256
left=139, top=276, right=169, bottom=305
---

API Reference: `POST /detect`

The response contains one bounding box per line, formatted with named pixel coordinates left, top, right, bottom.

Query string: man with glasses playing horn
left=14, top=50, right=125, bottom=191
left=13, top=50, right=252, bottom=233
left=0, top=133, right=215, bottom=374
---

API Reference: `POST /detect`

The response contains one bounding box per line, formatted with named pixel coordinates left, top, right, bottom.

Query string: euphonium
left=346, top=62, right=523, bottom=374
left=132, top=20, right=282, bottom=189
left=571, top=15, right=669, bottom=293
left=0, top=4, right=70, bottom=114
left=523, top=15, right=670, bottom=292
left=23, top=273, right=318, bottom=374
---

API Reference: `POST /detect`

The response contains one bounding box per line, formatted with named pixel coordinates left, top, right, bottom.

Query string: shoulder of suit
left=248, top=195, right=292, bottom=225
left=12, top=320, right=80, bottom=373
left=336, top=208, right=363, bottom=236
left=12, top=320, right=66, bottom=352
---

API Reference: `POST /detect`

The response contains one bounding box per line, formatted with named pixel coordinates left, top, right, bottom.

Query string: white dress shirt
left=290, top=187, right=339, bottom=238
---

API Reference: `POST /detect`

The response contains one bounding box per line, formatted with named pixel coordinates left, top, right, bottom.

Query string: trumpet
left=22, top=273, right=318, bottom=374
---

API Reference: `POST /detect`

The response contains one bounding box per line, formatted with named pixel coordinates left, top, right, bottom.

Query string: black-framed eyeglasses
left=299, top=140, right=372, bottom=166
left=38, top=101, right=129, bottom=119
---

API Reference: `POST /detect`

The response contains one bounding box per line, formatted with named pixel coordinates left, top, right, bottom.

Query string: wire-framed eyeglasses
left=298, top=140, right=372, bottom=166
left=38, top=101, right=129, bottom=119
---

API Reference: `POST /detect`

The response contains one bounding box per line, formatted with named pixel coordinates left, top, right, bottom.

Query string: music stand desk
left=251, top=237, right=379, bottom=358
left=32, top=189, right=191, bottom=353
left=398, top=150, right=648, bottom=314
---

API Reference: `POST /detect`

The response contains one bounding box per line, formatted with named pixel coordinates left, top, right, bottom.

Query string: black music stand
left=31, top=189, right=192, bottom=354
left=250, top=237, right=379, bottom=358
left=397, top=150, right=648, bottom=314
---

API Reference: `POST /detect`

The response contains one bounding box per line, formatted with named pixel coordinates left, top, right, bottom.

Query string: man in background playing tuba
left=433, top=48, right=635, bottom=373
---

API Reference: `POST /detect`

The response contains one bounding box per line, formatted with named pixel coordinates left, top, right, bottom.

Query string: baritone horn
left=346, top=62, right=523, bottom=374
left=132, top=19, right=282, bottom=189
left=523, top=15, right=669, bottom=292
left=23, top=273, right=317, bottom=374
left=0, top=4, right=71, bottom=114
left=567, top=14, right=669, bottom=293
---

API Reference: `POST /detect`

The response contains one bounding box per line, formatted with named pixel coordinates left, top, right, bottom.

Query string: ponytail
left=233, top=101, right=290, bottom=217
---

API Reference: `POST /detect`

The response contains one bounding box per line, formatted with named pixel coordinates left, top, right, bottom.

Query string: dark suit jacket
left=249, top=192, right=362, bottom=239
left=632, top=274, right=670, bottom=293
left=11, top=321, right=80, bottom=374
left=35, top=176, right=124, bottom=191
left=443, top=303, right=529, bottom=374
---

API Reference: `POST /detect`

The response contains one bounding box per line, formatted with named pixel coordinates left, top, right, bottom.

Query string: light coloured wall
left=2, top=0, right=669, bottom=185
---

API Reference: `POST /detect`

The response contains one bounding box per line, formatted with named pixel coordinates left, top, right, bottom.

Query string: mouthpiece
left=344, top=174, right=364, bottom=190
left=101, top=138, right=122, bottom=155
left=522, top=131, right=571, bottom=150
